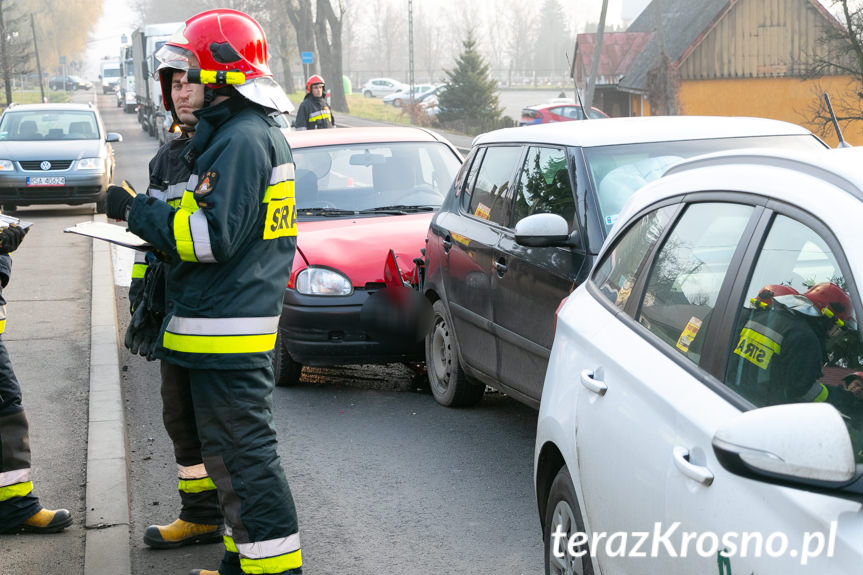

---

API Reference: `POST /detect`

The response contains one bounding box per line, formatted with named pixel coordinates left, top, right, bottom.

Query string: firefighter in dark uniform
left=125, top=51, right=235, bottom=549
left=727, top=283, right=853, bottom=406
left=294, top=75, right=334, bottom=130
left=0, top=224, right=73, bottom=535
left=106, top=9, right=302, bottom=575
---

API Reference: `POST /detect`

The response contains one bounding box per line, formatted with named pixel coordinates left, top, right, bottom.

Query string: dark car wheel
left=273, top=330, right=302, bottom=387
left=2, top=203, right=16, bottom=213
left=363, top=90, right=373, bottom=98
left=544, top=466, right=593, bottom=575
left=425, top=300, right=484, bottom=407
left=95, top=195, right=107, bottom=214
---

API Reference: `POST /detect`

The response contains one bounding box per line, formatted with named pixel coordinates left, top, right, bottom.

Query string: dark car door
left=436, top=145, right=523, bottom=381
left=493, top=146, right=587, bottom=404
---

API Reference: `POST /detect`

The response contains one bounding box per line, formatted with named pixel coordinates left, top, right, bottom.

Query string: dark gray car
left=422, top=116, right=828, bottom=408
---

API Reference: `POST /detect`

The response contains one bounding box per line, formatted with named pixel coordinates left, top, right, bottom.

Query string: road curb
left=84, top=214, right=131, bottom=575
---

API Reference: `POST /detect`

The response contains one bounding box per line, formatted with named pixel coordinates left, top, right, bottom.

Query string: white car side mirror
left=514, top=213, right=575, bottom=248
left=713, top=403, right=863, bottom=501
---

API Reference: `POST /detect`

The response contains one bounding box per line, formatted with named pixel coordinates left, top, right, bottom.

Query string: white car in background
left=361, top=77, right=406, bottom=98
left=535, top=146, right=863, bottom=574
left=382, top=83, right=435, bottom=107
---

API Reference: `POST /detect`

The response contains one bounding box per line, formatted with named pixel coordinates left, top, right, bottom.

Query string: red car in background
left=519, top=103, right=608, bottom=126
left=273, top=126, right=463, bottom=386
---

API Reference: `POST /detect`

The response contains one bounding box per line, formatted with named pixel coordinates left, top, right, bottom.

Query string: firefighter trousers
left=160, top=361, right=222, bottom=525
left=0, top=337, right=41, bottom=530
left=176, top=363, right=302, bottom=575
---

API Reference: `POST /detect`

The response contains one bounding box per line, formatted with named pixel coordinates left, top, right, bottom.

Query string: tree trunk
left=315, top=0, right=348, bottom=113
left=0, top=0, right=12, bottom=106
left=285, top=0, right=316, bottom=79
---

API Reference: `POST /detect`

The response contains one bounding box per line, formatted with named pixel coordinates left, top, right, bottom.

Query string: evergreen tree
left=437, top=31, right=503, bottom=133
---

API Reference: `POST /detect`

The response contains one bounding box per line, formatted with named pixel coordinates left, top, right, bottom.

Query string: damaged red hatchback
left=273, top=127, right=463, bottom=386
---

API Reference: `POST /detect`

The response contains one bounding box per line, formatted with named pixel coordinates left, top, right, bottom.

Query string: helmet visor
left=154, top=44, right=199, bottom=76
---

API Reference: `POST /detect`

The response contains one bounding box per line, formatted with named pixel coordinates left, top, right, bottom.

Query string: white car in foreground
left=535, top=146, right=863, bottom=574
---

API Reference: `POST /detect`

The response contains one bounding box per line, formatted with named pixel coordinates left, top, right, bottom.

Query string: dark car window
left=466, top=146, right=521, bottom=227
left=723, top=214, right=863, bottom=461
left=637, top=202, right=755, bottom=365
left=593, top=204, right=676, bottom=310
left=513, top=146, right=576, bottom=231
left=581, top=134, right=826, bottom=234
left=459, top=148, right=485, bottom=210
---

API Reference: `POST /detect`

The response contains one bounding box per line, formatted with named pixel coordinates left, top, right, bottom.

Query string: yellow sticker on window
left=676, top=316, right=702, bottom=353
left=264, top=197, right=297, bottom=239
left=475, top=202, right=491, bottom=220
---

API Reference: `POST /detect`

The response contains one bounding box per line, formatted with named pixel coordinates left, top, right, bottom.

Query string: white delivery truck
left=99, top=59, right=122, bottom=94
left=132, top=22, right=183, bottom=138
left=118, top=44, right=136, bottom=113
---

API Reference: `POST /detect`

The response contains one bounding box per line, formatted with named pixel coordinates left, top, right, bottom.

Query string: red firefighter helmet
left=803, top=282, right=853, bottom=326
left=751, top=284, right=798, bottom=308
left=154, top=9, right=293, bottom=113
left=306, top=74, right=325, bottom=93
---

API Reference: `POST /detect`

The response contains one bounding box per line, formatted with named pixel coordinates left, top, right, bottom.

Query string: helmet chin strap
left=203, top=85, right=234, bottom=107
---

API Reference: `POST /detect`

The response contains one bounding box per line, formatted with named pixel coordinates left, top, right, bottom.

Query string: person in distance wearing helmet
left=105, top=9, right=302, bottom=575
left=294, top=74, right=334, bottom=130
left=118, top=47, right=225, bottom=551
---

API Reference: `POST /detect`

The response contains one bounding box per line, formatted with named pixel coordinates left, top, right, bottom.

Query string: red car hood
left=295, top=213, right=433, bottom=286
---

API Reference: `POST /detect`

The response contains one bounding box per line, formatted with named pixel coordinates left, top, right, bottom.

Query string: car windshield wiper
left=296, top=207, right=357, bottom=216
left=358, top=205, right=437, bottom=214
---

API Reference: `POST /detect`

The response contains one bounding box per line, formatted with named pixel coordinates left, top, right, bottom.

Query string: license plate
left=26, top=176, right=65, bottom=187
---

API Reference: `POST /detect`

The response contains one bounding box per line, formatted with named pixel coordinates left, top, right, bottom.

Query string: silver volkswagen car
left=0, top=103, right=122, bottom=213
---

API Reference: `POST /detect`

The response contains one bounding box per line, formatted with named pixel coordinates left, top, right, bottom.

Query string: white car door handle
left=580, top=369, right=607, bottom=396
left=672, top=446, right=714, bottom=486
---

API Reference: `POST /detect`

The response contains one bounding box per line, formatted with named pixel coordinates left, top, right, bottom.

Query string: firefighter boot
left=143, top=518, right=222, bottom=549
left=13, top=508, right=73, bottom=534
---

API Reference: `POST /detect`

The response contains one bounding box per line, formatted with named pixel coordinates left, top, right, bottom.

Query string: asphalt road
left=94, top=92, right=546, bottom=573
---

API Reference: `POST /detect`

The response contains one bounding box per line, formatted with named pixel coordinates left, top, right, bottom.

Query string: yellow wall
left=678, top=76, right=863, bottom=147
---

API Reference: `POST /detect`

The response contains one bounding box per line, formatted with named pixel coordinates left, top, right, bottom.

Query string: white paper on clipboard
left=64, top=221, right=152, bottom=251
left=0, top=213, right=34, bottom=230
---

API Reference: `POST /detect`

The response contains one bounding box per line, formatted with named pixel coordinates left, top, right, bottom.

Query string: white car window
left=638, top=202, right=755, bottom=364
left=724, top=214, right=863, bottom=461
left=593, top=204, right=677, bottom=310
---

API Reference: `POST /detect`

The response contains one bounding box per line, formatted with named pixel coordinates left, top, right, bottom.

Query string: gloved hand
left=106, top=180, right=137, bottom=221
left=125, top=302, right=162, bottom=360
left=124, top=259, right=166, bottom=361
left=0, top=224, right=28, bottom=254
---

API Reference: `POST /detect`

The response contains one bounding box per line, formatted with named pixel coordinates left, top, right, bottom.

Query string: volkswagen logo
left=40, top=161, right=51, bottom=171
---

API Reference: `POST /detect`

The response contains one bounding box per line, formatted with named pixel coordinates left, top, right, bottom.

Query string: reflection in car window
left=513, top=147, right=575, bottom=231
left=638, top=202, right=754, bottom=365
left=467, top=146, right=521, bottom=227
left=592, top=205, right=676, bottom=310
left=581, top=134, right=826, bottom=234
left=724, top=215, right=863, bottom=462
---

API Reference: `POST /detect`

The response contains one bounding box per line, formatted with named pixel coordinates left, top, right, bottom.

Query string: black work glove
left=106, top=180, right=137, bottom=221
left=124, top=260, right=166, bottom=361
left=0, top=224, right=28, bottom=254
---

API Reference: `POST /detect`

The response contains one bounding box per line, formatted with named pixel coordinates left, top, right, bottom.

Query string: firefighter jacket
left=129, top=134, right=193, bottom=309
left=294, top=93, right=334, bottom=130
left=127, top=96, right=296, bottom=370
left=0, top=254, right=9, bottom=334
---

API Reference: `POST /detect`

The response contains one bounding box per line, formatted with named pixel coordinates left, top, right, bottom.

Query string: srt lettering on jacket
left=265, top=198, right=297, bottom=239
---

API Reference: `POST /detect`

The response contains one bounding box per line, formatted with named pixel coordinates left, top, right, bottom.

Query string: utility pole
left=0, top=1, right=11, bottom=106
left=30, top=13, right=43, bottom=102
left=584, top=0, right=608, bottom=114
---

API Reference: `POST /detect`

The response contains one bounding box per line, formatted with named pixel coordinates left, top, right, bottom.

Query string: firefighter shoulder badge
left=194, top=171, right=218, bottom=197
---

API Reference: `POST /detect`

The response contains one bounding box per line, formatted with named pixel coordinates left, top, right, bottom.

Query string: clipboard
left=0, top=213, right=34, bottom=230
left=64, top=221, right=152, bottom=251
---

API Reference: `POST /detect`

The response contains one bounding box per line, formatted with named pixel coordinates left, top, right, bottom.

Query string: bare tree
left=315, top=0, right=349, bottom=113
left=0, top=0, right=33, bottom=105
left=505, top=1, right=535, bottom=81
left=802, top=0, right=863, bottom=138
